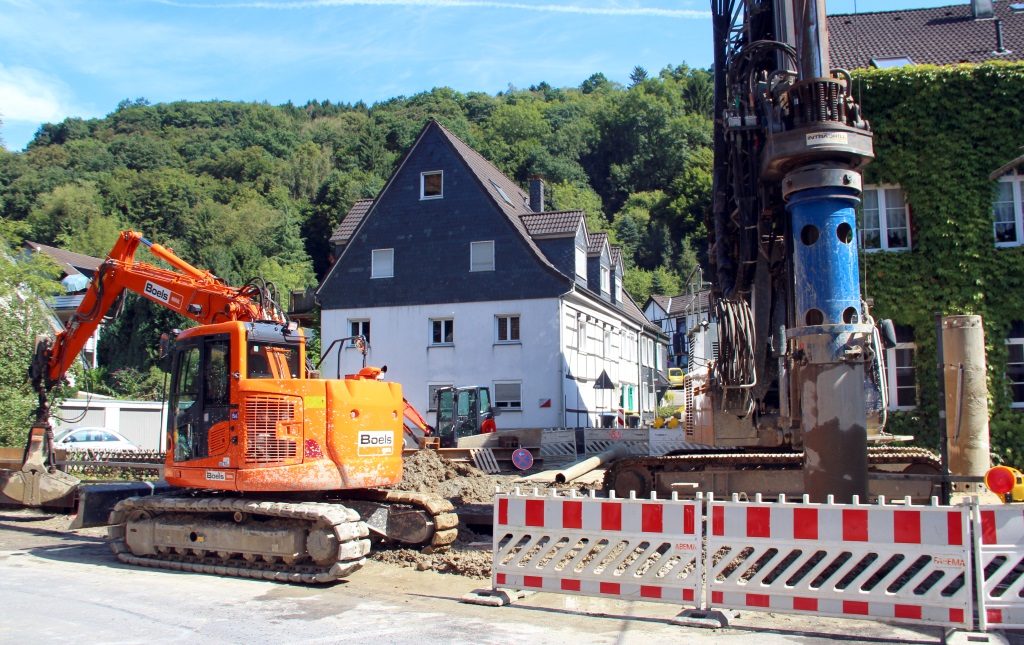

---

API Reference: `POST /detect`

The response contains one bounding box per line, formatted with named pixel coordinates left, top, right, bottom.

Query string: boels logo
left=357, top=431, right=394, bottom=456
left=144, top=280, right=183, bottom=308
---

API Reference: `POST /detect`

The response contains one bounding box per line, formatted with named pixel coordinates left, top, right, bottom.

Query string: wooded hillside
left=0, top=65, right=714, bottom=386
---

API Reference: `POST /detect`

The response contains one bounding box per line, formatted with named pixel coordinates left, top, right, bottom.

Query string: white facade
left=321, top=293, right=653, bottom=429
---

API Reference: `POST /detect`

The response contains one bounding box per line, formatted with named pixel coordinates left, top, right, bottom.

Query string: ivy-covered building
left=827, top=0, right=1024, bottom=462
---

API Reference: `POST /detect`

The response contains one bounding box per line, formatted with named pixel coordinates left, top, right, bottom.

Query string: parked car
left=667, top=367, right=685, bottom=387
left=53, top=427, right=139, bottom=451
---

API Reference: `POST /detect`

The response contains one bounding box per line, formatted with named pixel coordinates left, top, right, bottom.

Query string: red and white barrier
left=704, top=495, right=973, bottom=629
left=974, top=505, right=1024, bottom=630
left=492, top=489, right=703, bottom=606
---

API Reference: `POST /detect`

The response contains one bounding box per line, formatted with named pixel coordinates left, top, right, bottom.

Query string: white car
left=53, top=427, right=139, bottom=451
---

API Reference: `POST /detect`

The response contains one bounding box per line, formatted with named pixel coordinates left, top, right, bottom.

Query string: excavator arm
left=5, top=230, right=287, bottom=507
left=33, top=230, right=284, bottom=392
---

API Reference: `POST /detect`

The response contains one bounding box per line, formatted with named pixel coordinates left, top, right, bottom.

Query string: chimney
left=996, top=19, right=1010, bottom=53
left=529, top=176, right=545, bottom=213
left=973, top=0, right=994, bottom=20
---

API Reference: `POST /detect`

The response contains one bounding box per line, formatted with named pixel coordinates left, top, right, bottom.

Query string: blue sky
left=0, top=0, right=967, bottom=151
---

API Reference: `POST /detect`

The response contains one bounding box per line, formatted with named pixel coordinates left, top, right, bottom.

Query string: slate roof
left=586, top=231, right=609, bottom=255
left=24, top=241, right=102, bottom=276
left=325, top=120, right=660, bottom=335
left=647, top=290, right=712, bottom=319
left=330, top=198, right=373, bottom=246
left=610, top=246, right=623, bottom=267
left=520, top=210, right=584, bottom=237
left=828, top=1, right=1024, bottom=70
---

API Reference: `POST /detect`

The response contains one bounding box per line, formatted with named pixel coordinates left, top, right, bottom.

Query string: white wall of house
left=321, top=298, right=565, bottom=428
left=322, top=294, right=660, bottom=429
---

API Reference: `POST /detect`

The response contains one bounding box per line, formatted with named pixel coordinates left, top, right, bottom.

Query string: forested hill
left=0, top=65, right=713, bottom=378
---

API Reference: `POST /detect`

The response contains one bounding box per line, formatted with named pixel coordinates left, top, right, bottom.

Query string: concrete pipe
left=554, top=445, right=629, bottom=485
left=942, top=315, right=990, bottom=493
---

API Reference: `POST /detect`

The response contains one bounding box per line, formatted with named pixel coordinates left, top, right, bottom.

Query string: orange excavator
left=0, top=230, right=457, bottom=583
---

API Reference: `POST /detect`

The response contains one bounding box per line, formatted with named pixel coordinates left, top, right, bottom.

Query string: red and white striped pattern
left=492, top=491, right=703, bottom=606
left=705, top=496, right=972, bottom=629
left=975, top=505, right=1024, bottom=630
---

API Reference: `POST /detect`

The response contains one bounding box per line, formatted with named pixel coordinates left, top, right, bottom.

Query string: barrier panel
left=974, top=504, right=1024, bottom=630
left=539, top=428, right=577, bottom=464
left=492, top=489, right=703, bottom=607
left=583, top=428, right=648, bottom=456
left=705, top=495, right=973, bottom=629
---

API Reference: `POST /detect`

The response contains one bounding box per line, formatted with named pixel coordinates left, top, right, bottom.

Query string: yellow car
left=667, top=367, right=685, bottom=387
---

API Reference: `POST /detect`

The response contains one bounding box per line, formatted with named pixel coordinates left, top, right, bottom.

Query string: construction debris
left=370, top=449, right=601, bottom=578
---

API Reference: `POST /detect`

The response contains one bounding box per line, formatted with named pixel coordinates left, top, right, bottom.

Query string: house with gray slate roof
left=644, top=289, right=712, bottom=371
left=317, top=120, right=668, bottom=428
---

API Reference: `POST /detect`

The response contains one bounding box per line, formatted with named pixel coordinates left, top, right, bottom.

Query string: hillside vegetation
left=0, top=65, right=714, bottom=386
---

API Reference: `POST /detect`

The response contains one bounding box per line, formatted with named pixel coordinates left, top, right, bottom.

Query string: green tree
left=0, top=220, right=64, bottom=446
left=629, top=66, right=649, bottom=87
left=549, top=180, right=606, bottom=232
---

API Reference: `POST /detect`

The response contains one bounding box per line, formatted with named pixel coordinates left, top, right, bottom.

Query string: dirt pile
left=373, top=450, right=605, bottom=578
left=391, top=448, right=521, bottom=504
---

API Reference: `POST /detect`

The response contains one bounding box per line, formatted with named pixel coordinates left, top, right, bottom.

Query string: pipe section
left=942, top=315, right=990, bottom=493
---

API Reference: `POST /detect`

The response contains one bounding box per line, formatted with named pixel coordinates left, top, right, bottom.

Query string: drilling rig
left=605, top=0, right=939, bottom=503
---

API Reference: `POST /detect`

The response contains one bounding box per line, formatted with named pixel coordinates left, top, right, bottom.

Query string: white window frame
left=1007, top=332, right=1024, bottom=409
left=348, top=319, right=370, bottom=345
left=493, top=381, right=522, bottom=411
left=885, top=342, right=917, bottom=411
left=420, top=170, right=443, bottom=200
left=429, top=318, right=454, bottom=346
left=470, top=240, right=495, bottom=272
left=860, top=185, right=911, bottom=252
left=574, top=226, right=587, bottom=284
left=371, top=248, right=394, bottom=279
left=496, top=314, right=520, bottom=343
left=994, top=170, right=1024, bottom=248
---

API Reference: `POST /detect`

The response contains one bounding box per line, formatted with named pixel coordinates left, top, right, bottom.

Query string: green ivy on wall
left=852, top=62, right=1024, bottom=466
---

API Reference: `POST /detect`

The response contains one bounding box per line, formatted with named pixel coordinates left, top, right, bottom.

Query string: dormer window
left=421, top=171, right=443, bottom=200
left=600, top=258, right=610, bottom=296
left=574, top=226, right=587, bottom=285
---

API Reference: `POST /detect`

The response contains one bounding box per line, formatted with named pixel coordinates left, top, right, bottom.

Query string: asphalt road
left=0, top=509, right=1007, bottom=645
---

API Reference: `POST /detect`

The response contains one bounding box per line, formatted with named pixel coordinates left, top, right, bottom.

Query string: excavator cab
left=434, top=386, right=497, bottom=448
left=165, top=321, right=304, bottom=464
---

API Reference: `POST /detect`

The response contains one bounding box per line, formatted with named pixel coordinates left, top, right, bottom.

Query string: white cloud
left=157, top=0, right=710, bottom=18
left=0, top=64, right=76, bottom=123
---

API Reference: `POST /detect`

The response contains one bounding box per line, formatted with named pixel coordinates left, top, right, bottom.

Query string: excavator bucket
left=0, top=425, right=79, bottom=508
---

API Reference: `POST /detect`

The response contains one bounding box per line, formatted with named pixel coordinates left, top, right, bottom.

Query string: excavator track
left=108, top=496, right=371, bottom=584
left=604, top=445, right=942, bottom=498
left=343, top=488, right=459, bottom=551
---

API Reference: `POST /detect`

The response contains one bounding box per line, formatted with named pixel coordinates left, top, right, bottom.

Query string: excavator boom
left=35, top=230, right=283, bottom=391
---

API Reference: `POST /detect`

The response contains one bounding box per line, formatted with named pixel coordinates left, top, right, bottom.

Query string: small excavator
left=0, top=230, right=457, bottom=583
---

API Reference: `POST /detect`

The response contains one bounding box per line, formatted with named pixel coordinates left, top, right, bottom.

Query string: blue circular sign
left=512, top=448, right=534, bottom=471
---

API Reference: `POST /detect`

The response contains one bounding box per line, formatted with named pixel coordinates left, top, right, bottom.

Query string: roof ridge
left=830, top=2, right=965, bottom=17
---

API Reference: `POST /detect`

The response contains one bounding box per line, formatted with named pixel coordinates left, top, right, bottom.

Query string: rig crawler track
left=603, top=446, right=943, bottom=498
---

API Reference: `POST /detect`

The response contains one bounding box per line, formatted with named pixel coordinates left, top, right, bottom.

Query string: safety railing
left=492, top=489, right=703, bottom=606
left=486, top=490, right=1024, bottom=634
left=706, top=494, right=972, bottom=629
